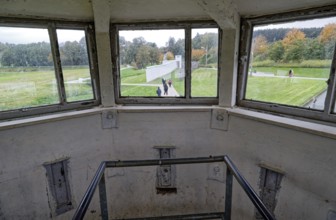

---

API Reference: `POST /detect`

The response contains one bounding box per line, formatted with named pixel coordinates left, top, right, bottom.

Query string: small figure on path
left=162, top=78, right=166, bottom=85
left=163, top=83, right=168, bottom=95
left=156, top=86, right=162, bottom=97
left=168, top=79, right=172, bottom=87
left=288, top=69, right=294, bottom=77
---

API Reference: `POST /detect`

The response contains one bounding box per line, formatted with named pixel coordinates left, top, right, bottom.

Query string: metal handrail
left=72, top=155, right=275, bottom=220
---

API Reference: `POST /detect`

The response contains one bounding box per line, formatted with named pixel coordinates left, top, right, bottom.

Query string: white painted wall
left=146, top=61, right=178, bottom=82
left=0, top=111, right=335, bottom=219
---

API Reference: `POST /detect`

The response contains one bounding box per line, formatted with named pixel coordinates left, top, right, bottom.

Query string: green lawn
left=0, top=67, right=94, bottom=111
left=252, top=67, right=330, bottom=78
left=246, top=76, right=327, bottom=106
left=121, top=85, right=158, bottom=97
left=121, top=68, right=146, bottom=84
left=191, top=68, right=218, bottom=97
left=0, top=65, right=329, bottom=111
left=120, top=67, right=218, bottom=97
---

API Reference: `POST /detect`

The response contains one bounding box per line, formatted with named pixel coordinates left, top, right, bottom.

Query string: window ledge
left=225, top=107, right=336, bottom=140
left=1, top=105, right=335, bottom=140
left=0, top=105, right=213, bottom=131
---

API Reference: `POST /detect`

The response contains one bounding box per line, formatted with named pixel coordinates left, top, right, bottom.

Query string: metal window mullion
left=237, top=20, right=253, bottom=104
left=49, top=24, right=66, bottom=104
left=323, top=42, right=336, bottom=115
left=111, top=25, right=121, bottom=101
left=85, top=25, right=100, bottom=101
left=185, top=27, right=192, bottom=99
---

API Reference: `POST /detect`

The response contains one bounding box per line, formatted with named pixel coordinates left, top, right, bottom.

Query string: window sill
left=1, top=105, right=335, bottom=140
left=0, top=105, right=213, bottom=131
left=225, top=107, right=336, bottom=140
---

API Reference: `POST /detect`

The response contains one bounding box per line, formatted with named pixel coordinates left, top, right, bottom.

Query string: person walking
left=168, top=79, right=172, bottom=87
left=163, top=83, right=168, bottom=95
left=156, top=86, right=162, bottom=97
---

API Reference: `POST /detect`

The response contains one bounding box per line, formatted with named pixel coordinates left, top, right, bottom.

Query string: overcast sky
left=0, top=27, right=85, bottom=44
left=255, top=16, right=336, bottom=30
left=119, top=28, right=218, bottom=47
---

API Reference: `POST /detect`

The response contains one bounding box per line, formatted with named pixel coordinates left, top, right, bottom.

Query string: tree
left=304, top=38, right=325, bottom=60
left=60, top=41, right=83, bottom=65
left=268, top=41, right=284, bottom=62
left=318, top=23, right=336, bottom=59
left=119, top=36, right=128, bottom=65
left=319, top=23, right=336, bottom=43
left=283, top=39, right=306, bottom=62
left=135, top=45, right=151, bottom=69
left=166, top=37, right=176, bottom=52
left=148, top=46, right=160, bottom=65
left=173, top=38, right=184, bottom=57
left=252, top=35, right=268, bottom=61
left=125, top=37, right=146, bottom=65
left=0, top=42, right=52, bottom=67
left=282, top=29, right=306, bottom=62
left=166, top=51, right=174, bottom=60
left=192, top=49, right=205, bottom=61
left=282, top=28, right=305, bottom=48
left=192, top=33, right=202, bottom=49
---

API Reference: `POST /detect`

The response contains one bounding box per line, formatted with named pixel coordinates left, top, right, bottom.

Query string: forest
left=119, top=31, right=218, bottom=69
left=252, top=23, right=336, bottom=64
left=0, top=37, right=89, bottom=67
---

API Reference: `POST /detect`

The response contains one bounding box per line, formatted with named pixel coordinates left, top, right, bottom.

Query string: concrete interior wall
left=0, top=0, right=336, bottom=219
left=0, top=111, right=335, bottom=219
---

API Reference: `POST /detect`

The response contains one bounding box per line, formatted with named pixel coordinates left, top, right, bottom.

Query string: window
left=111, top=22, right=220, bottom=104
left=0, top=19, right=99, bottom=120
left=191, top=28, right=219, bottom=97
left=238, top=8, right=336, bottom=123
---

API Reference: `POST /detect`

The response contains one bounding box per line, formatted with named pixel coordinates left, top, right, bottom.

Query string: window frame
left=0, top=18, right=100, bottom=120
left=111, top=21, right=221, bottom=105
left=237, top=6, right=336, bottom=124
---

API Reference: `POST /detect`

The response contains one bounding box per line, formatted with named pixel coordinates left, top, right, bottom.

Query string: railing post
left=99, top=173, right=109, bottom=220
left=225, top=167, right=233, bottom=220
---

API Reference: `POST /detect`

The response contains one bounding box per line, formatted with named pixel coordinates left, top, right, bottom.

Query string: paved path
left=158, top=84, right=179, bottom=97
left=304, top=90, right=327, bottom=110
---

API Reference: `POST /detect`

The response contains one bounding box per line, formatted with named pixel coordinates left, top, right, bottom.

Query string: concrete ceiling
left=235, top=0, right=336, bottom=17
left=0, top=0, right=335, bottom=21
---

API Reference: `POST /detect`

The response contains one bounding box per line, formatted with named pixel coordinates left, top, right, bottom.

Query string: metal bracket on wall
left=102, top=110, right=118, bottom=129
left=211, top=109, right=229, bottom=131
left=154, top=146, right=176, bottom=194
left=43, top=158, right=73, bottom=216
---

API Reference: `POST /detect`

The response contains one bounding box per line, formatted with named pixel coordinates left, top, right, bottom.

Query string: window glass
left=57, top=29, right=94, bottom=102
left=246, top=16, right=336, bottom=110
left=191, top=28, right=218, bottom=97
left=118, top=29, right=185, bottom=97
left=0, top=27, right=59, bottom=111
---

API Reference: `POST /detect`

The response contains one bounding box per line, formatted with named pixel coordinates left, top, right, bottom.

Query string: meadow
left=0, top=65, right=329, bottom=111
left=120, top=67, right=218, bottom=97
left=0, top=67, right=93, bottom=111
left=246, top=66, right=329, bottom=106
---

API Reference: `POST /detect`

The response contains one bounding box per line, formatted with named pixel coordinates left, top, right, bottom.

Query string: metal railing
left=72, top=155, right=275, bottom=220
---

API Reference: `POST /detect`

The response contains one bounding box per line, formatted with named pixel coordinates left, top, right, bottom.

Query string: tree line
left=253, top=27, right=323, bottom=43
left=0, top=37, right=89, bottom=67
left=252, top=23, right=336, bottom=63
left=119, top=32, right=218, bottom=69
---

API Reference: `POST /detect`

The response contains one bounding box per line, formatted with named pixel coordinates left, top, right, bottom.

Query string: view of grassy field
left=246, top=76, right=327, bottom=106
left=0, top=64, right=330, bottom=111
left=120, top=67, right=218, bottom=97
left=251, top=67, right=330, bottom=78
left=0, top=67, right=93, bottom=111
left=246, top=66, right=329, bottom=107
left=191, top=68, right=217, bottom=97
left=120, top=68, right=186, bottom=97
